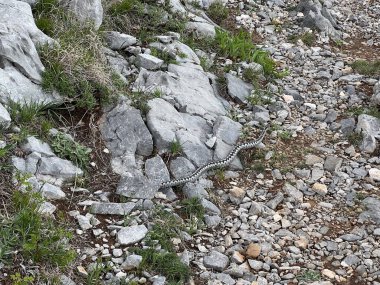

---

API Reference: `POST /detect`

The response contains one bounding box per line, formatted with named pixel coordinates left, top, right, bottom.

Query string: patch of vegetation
left=133, top=248, right=190, bottom=283
left=104, top=0, right=187, bottom=45
left=9, top=273, right=35, bottom=285
left=278, top=130, right=292, bottom=140
left=34, top=4, right=123, bottom=109
left=129, top=90, right=162, bottom=114
left=215, top=29, right=276, bottom=75
left=0, top=174, right=76, bottom=272
left=288, top=32, right=316, bottom=47
left=86, top=260, right=110, bottom=285
left=347, top=132, right=363, bottom=146
left=297, top=269, right=321, bottom=282
left=207, top=1, right=229, bottom=24
left=169, top=139, right=182, bottom=156
left=50, top=131, right=91, bottom=169
left=351, top=60, right=380, bottom=76
left=150, top=48, right=177, bottom=65
left=145, top=207, right=183, bottom=252
left=247, top=88, right=273, bottom=105
left=179, top=197, right=205, bottom=220
left=242, top=67, right=261, bottom=86
left=346, top=106, right=380, bottom=118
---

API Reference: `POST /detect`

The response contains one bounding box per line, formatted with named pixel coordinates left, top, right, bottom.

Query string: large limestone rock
left=297, top=0, right=341, bottom=39
left=100, top=100, right=153, bottom=174
left=356, top=114, right=380, bottom=153
left=134, top=62, right=226, bottom=119
left=0, top=0, right=60, bottom=105
left=60, top=0, right=103, bottom=30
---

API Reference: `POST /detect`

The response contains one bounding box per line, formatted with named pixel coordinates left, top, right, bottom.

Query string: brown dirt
left=338, top=37, right=380, bottom=62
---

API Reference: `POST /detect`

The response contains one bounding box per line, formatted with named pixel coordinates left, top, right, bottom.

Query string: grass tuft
left=207, top=1, right=229, bottom=24
left=0, top=174, right=76, bottom=270
left=351, top=60, right=380, bottom=76
left=50, top=131, right=91, bottom=169
left=134, top=248, right=190, bottom=283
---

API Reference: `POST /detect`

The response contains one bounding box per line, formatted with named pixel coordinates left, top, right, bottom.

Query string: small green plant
left=351, top=60, right=380, bottom=76
left=50, top=131, right=91, bottom=169
left=8, top=101, right=54, bottom=125
left=108, top=0, right=143, bottom=16
left=150, top=48, right=177, bottom=65
left=0, top=174, right=76, bottom=268
left=288, top=32, right=316, bottom=47
left=129, top=90, right=162, bottom=114
left=180, top=197, right=205, bottom=220
left=247, top=88, right=273, bottom=105
left=242, top=67, right=261, bottom=86
left=169, top=139, right=182, bottom=156
left=9, top=273, right=35, bottom=285
left=278, top=130, right=292, bottom=140
left=86, top=261, right=108, bottom=285
left=347, top=132, right=363, bottom=146
left=346, top=106, right=380, bottom=118
left=146, top=207, right=183, bottom=252
left=297, top=269, right=321, bottom=282
left=207, top=1, right=229, bottom=24
left=134, top=248, right=190, bottom=283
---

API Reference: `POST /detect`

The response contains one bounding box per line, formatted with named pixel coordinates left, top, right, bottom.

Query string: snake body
left=159, top=126, right=268, bottom=189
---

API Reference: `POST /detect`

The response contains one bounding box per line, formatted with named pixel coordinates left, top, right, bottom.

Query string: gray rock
left=372, top=81, right=380, bottom=105
left=40, top=183, right=66, bottom=200
left=60, top=0, right=103, bottom=30
left=356, top=114, right=380, bottom=153
left=203, top=250, right=229, bottom=271
left=146, top=98, right=211, bottom=154
left=0, top=103, right=11, bottom=129
left=266, top=192, right=284, bottom=209
left=205, top=215, right=221, bottom=227
left=117, top=225, right=148, bottom=245
left=39, top=201, right=57, bottom=215
left=340, top=118, right=356, bottom=135
left=90, top=202, right=135, bottom=215
left=150, top=40, right=200, bottom=65
left=77, top=215, right=92, bottom=230
left=117, top=171, right=160, bottom=199
left=121, top=254, right=143, bottom=270
left=145, top=155, right=170, bottom=183
left=298, top=0, right=341, bottom=39
left=213, top=116, right=242, bottom=145
left=135, top=63, right=226, bottom=119
left=37, top=156, right=83, bottom=181
left=176, top=129, right=212, bottom=167
left=151, top=276, right=166, bottom=285
left=324, top=156, right=343, bottom=172
left=360, top=197, right=380, bottom=224
left=201, top=198, right=221, bottom=215
left=100, top=101, right=153, bottom=172
left=185, top=16, right=216, bottom=38
left=225, top=73, right=253, bottom=103
left=325, top=109, right=338, bottom=123
left=341, top=255, right=361, bottom=267
left=59, top=275, right=76, bottom=285
left=215, top=273, right=235, bottom=285
left=21, top=137, right=55, bottom=156
left=104, top=31, right=136, bottom=50
left=183, top=181, right=210, bottom=199
left=170, top=157, right=196, bottom=179
left=283, top=183, right=303, bottom=203
left=135, top=54, right=164, bottom=70
left=248, top=260, right=263, bottom=271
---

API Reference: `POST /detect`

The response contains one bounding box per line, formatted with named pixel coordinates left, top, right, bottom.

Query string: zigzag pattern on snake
left=159, top=126, right=268, bottom=189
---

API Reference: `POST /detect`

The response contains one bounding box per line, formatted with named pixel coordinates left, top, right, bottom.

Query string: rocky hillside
left=0, top=0, right=379, bottom=284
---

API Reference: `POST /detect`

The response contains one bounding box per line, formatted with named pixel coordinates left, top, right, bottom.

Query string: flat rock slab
left=117, top=225, right=148, bottom=245
left=203, top=250, right=229, bottom=271
left=90, top=202, right=136, bottom=215
left=117, top=171, right=160, bottom=199
left=37, top=156, right=83, bottom=180
left=225, top=73, right=253, bottom=104
left=100, top=101, right=153, bottom=159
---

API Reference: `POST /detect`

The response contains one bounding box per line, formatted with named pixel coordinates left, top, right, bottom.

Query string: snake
left=159, top=126, right=268, bottom=189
